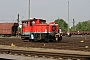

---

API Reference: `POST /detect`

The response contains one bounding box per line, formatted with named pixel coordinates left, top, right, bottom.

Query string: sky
left=0, top=0, right=90, bottom=27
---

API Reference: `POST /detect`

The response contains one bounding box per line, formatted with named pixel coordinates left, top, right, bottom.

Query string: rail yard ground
left=0, top=35, right=90, bottom=51
left=0, top=35, right=90, bottom=60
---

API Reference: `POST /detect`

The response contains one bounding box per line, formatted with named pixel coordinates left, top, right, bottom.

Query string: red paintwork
left=22, top=18, right=58, bottom=33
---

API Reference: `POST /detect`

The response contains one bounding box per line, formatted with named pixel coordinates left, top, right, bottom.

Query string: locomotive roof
left=22, top=18, right=46, bottom=22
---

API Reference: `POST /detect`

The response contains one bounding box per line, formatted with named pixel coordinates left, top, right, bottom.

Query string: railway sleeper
left=0, top=49, right=90, bottom=60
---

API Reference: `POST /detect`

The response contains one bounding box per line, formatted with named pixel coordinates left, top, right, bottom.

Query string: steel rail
left=0, top=48, right=90, bottom=60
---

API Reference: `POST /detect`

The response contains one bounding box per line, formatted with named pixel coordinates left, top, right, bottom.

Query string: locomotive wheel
left=58, top=36, right=62, bottom=42
left=31, top=39, right=34, bottom=42
left=45, top=40, right=49, bottom=43
left=29, top=39, right=34, bottom=42
left=44, top=38, right=49, bottom=43
left=21, top=37, right=25, bottom=40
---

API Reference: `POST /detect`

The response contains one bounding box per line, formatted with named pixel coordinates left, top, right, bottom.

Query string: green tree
left=71, top=20, right=90, bottom=31
left=54, top=18, right=68, bottom=31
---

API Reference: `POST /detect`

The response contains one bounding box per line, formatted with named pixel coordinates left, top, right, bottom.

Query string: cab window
left=40, top=21, right=45, bottom=24
left=22, top=21, right=28, bottom=27
left=30, top=21, right=35, bottom=26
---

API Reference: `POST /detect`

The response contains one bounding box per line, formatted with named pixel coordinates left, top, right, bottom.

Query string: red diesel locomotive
left=21, top=18, right=62, bottom=42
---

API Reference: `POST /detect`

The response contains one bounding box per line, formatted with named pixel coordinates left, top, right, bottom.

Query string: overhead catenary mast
left=67, top=1, right=70, bottom=34
left=73, top=19, right=76, bottom=31
left=28, top=0, right=30, bottom=19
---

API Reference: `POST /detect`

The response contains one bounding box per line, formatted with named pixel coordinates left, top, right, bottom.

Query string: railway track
left=0, top=36, right=90, bottom=52
left=0, top=48, right=90, bottom=60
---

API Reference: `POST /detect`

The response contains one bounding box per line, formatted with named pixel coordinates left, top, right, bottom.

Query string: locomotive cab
left=21, top=18, right=62, bottom=42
